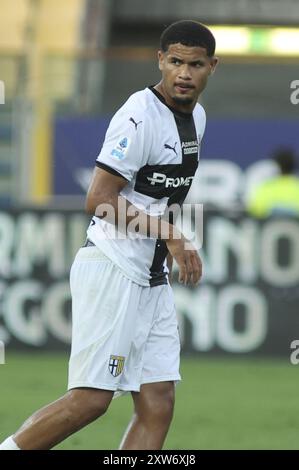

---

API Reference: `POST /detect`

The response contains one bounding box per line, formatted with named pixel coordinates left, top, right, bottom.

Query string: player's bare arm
left=86, top=167, right=202, bottom=286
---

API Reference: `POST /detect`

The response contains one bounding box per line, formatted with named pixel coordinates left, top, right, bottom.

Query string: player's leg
left=7, top=387, right=113, bottom=450
left=119, top=381, right=175, bottom=450
left=119, top=282, right=180, bottom=450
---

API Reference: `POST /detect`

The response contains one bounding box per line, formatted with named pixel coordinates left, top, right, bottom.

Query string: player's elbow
left=85, top=189, right=118, bottom=216
left=85, top=200, right=95, bottom=215
left=85, top=191, right=103, bottom=215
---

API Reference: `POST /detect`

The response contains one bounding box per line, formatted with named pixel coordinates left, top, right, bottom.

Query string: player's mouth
left=174, top=83, right=195, bottom=94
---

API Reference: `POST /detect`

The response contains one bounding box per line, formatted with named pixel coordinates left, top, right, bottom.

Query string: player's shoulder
left=192, top=102, right=206, bottom=135
left=118, top=88, right=157, bottom=121
left=193, top=102, right=206, bottom=122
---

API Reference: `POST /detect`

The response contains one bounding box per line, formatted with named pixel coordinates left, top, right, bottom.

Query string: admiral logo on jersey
left=181, top=140, right=198, bottom=156
left=147, top=172, right=194, bottom=188
left=111, top=137, right=131, bottom=160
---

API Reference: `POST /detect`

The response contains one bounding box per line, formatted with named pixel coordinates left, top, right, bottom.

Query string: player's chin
left=172, top=94, right=194, bottom=105
left=172, top=88, right=196, bottom=102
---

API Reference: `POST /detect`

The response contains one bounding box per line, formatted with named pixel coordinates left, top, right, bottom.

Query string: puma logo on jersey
left=164, top=142, right=178, bottom=155
left=147, top=172, right=194, bottom=188
left=129, top=117, right=142, bottom=130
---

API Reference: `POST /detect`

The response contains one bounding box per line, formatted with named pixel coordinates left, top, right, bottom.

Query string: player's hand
left=166, top=236, right=202, bottom=286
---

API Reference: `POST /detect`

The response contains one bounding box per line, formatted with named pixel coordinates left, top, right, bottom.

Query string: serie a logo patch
left=111, top=137, right=130, bottom=160
left=109, top=355, right=125, bottom=377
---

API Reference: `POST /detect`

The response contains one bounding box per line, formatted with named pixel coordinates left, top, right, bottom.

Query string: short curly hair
left=160, top=20, right=216, bottom=57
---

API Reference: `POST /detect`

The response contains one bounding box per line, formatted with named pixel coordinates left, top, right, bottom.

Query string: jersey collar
left=148, top=86, right=194, bottom=119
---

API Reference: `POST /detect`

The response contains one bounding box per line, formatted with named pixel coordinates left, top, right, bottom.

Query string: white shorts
left=68, top=246, right=181, bottom=394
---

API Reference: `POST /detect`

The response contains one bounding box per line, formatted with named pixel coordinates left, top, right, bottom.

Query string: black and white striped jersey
left=87, top=86, right=206, bottom=287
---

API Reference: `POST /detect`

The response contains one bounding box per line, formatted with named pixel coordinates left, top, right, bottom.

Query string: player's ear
left=158, top=50, right=164, bottom=71
left=209, top=56, right=219, bottom=75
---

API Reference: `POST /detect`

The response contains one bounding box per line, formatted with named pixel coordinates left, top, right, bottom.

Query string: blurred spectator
left=247, top=148, right=299, bottom=217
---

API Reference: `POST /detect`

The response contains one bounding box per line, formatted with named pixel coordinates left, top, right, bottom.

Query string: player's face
left=158, top=43, right=218, bottom=112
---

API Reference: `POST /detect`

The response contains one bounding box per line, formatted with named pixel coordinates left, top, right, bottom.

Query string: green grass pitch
left=0, top=353, right=298, bottom=450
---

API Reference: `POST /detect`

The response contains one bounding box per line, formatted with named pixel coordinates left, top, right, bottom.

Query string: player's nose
left=178, top=64, right=192, bottom=80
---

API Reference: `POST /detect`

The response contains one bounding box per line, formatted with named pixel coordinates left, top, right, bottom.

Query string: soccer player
left=0, top=20, right=218, bottom=450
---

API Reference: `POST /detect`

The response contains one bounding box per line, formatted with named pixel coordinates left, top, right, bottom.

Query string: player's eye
left=171, top=58, right=182, bottom=65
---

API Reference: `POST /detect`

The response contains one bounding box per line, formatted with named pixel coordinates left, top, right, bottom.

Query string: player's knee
left=154, top=389, right=175, bottom=424
left=139, top=384, right=175, bottom=424
left=67, top=388, right=112, bottom=421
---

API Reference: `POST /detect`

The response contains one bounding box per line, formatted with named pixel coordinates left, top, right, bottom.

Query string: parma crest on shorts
left=109, top=355, right=125, bottom=377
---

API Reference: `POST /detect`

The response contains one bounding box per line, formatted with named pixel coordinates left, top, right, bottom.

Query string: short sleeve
left=96, top=108, right=151, bottom=182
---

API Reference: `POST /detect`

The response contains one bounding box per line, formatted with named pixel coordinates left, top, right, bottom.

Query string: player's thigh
left=67, top=387, right=114, bottom=416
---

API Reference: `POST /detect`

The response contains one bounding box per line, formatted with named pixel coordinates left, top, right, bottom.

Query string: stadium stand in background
left=0, top=0, right=84, bottom=206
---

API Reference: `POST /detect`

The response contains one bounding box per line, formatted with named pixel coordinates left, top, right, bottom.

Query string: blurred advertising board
left=0, top=209, right=298, bottom=357
left=53, top=117, right=299, bottom=208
